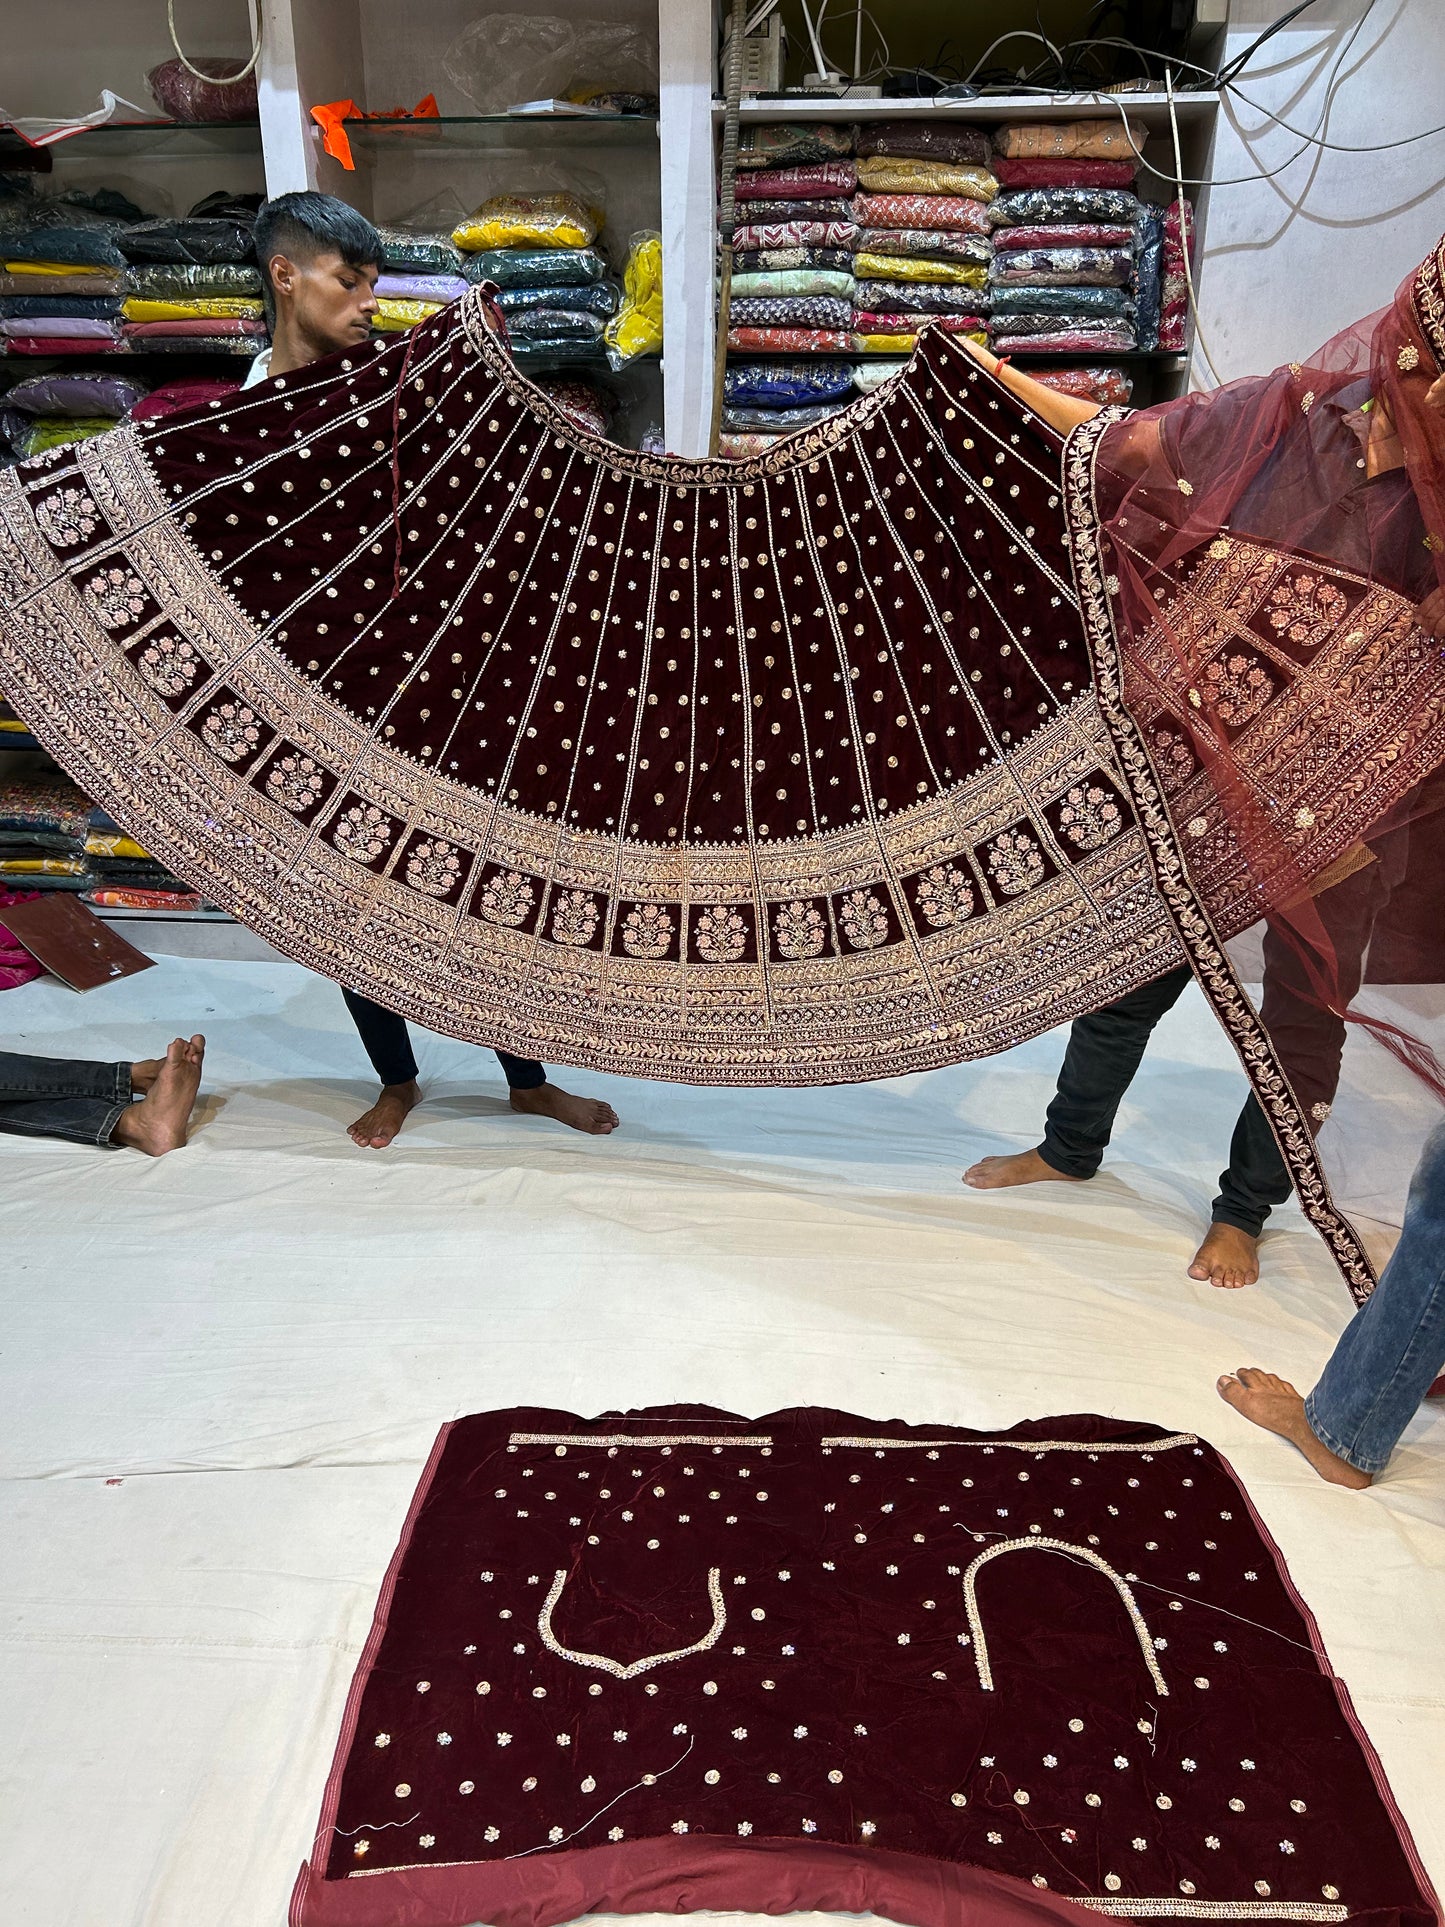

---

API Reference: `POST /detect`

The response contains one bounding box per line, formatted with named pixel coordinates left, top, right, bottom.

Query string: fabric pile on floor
left=450, top=195, right=621, bottom=364
left=118, top=194, right=267, bottom=359
left=851, top=118, right=993, bottom=355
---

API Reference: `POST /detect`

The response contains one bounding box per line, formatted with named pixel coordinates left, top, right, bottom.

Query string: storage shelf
left=19, top=118, right=262, bottom=156
left=337, top=114, right=657, bottom=153
left=715, top=91, right=1219, bottom=128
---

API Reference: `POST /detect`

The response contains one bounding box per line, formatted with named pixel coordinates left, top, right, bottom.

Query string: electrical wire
left=1164, top=67, right=1225, bottom=390
left=166, top=0, right=262, bottom=85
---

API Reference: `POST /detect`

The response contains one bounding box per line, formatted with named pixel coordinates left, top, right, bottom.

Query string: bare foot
left=348, top=1078, right=421, bottom=1148
left=963, top=1146, right=1083, bottom=1190
left=112, top=1035, right=205, bottom=1155
left=129, top=1056, right=163, bottom=1094
left=1189, top=1222, right=1260, bottom=1290
left=510, top=1081, right=620, bottom=1136
left=1217, top=1367, right=1373, bottom=1488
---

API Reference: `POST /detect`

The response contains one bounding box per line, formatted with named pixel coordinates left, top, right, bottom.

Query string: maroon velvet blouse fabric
left=290, top=1406, right=1437, bottom=1927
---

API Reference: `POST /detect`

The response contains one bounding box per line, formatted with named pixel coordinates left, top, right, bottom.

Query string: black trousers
left=341, top=990, right=547, bottom=1092
left=1037, top=856, right=1396, bottom=1236
left=0, top=1050, right=131, bottom=1146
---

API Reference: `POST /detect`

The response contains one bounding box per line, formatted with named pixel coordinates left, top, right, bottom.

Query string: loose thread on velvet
left=504, top=1737, right=694, bottom=1859
left=331, top=1811, right=420, bottom=1838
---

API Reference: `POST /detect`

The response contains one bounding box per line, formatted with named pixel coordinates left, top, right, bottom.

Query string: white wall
left=1194, top=0, right=1445, bottom=383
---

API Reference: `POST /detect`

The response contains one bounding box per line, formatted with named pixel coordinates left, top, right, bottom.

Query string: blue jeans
left=0, top=1050, right=132, bottom=1146
left=1305, top=1118, right=1445, bottom=1474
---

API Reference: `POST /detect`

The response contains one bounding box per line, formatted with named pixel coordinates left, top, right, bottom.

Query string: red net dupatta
left=1064, top=239, right=1445, bottom=1299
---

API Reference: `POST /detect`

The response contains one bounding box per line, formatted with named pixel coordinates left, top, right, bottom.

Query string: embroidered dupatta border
left=1060, top=410, right=1374, bottom=1304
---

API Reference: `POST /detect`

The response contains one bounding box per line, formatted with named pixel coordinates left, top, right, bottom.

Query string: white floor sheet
left=2, top=957, right=1442, bottom=1926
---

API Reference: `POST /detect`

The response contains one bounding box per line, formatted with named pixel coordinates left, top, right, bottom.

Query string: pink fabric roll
left=991, top=158, right=1136, bottom=188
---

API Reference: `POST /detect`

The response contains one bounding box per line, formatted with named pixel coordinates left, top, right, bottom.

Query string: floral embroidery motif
left=264, top=753, right=324, bottom=813
left=406, top=838, right=464, bottom=899
left=551, top=888, right=600, bottom=948
left=987, top=829, right=1045, bottom=896
left=83, top=565, right=148, bottom=630
left=1267, top=571, right=1347, bottom=646
left=622, top=903, right=675, bottom=958
left=773, top=899, right=826, bottom=959
left=694, top=905, right=747, bottom=962
left=1202, top=651, right=1275, bottom=728
left=34, top=486, right=100, bottom=549
left=914, top=865, right=975, bottom=928
left=332, top=802, right=393, bottom=862
left=1398, top=343, right=1421, bottom=371
left=1150, top=725, right=1197, bottom=789
left=839, top=888, right=890, bottom=951
left=137, top=633, right=203, bottom=698
left=200, top=700, right=261, bottom=764
left=1057, top=782, right=1123, bottom=852
left=479, top=870, right=536, bottom=927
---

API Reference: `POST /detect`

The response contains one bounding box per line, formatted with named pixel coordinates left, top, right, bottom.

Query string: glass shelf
left=11, top=119, right=262, bottom=158
left=337, top=114, right=658, bottom=153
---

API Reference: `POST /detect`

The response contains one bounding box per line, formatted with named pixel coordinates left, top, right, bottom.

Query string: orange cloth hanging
left=309, top=94, right=438, bottom=170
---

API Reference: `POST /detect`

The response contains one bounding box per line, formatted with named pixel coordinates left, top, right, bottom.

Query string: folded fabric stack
left=1, top=366, right=149, bottom=459
left=80, top=827, right=196, bottom=903
left=1161, top=197, right=1195, bottom=352
left=849, top=120, right=994, bottom=352
left=119, top=194, right=268, bottom=357
left=0, top=183, right=141, bottom=356
left=721, top=123, right=859, bottom=446
left=370, top=225, right=467, bottom=336
left=451, top=196, right=620, bottom=362
left=1028, top=365, right=1135, bottom=406
left=987, top=120, right=1145, bottom=356
left=0, top=767, right=94, bottom=891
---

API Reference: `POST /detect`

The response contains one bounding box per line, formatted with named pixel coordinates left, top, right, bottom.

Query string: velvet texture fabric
left=289, top=1404, right=1438, bottom=1927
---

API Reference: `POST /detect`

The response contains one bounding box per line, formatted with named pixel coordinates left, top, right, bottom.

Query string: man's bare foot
left=112, top=1035, right=205, bottom=1155
left=1217, top=1367, right=1373, bottom=1488
left=348, top=1078, right=421, bottom=1148
left=1189, top=1222, right=1260, bottom=1290
left=963, top=1146, right=1083, bottom=1190
left=129, top=1056, right=163, bottom=1094
left=510, top=1081, right=620, bottom=1136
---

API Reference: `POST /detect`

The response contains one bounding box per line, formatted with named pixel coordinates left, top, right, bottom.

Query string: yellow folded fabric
left=4, top=259, right=113, bottom=276
left=122, top=297, right=266, bottom=321
left=0, top=858, right=87, bottom=875
left=853, top=253, right=987, bottom=287
left=855, top=330, right=986, bottom=354
left=371, top=298, right=446, bottom=332
left=0, top=718, right=31, bottom=732
left=452, top=193, right=601, bottom=252
left=85, top=832, right=148, bottom=858
left=854, top=157, right=998, bottom=201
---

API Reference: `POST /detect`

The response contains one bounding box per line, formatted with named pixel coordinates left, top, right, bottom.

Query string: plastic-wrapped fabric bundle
left=3, top=228, right=131, bottom=270
left=117, top=334, right=262, bottom=356
left=1134, top=204, right=1165, bottom=352
left=0, top=269, right=125, bottom=297
left=375, top=227, right=465, bottom=275
left=505, top=308, right=606, bottom=343
left=853, top=230, right=991, bottom=266
left=853, top=313, right=985, bottom=341
left=733, top=197, right=855, bottom=224
left=372, top=297, right=447, bottom=333
left=993, top=224, right=1134, bottom=251
left=990, top=284, right=1133, bottom=318
left=1030, top=363, right=1133, bottom=403
left=735, top=162, right=857, bottom=201
left=732, top=221, right=858, bottom=252
left=990, top=326, right=1135, bottom=353
left=854, top=280, right=988, bottom=315
left=987, top=310, right=1131, bottom=337
left=851, top=193, right=989, bottom=235
left=992, top=157, right=1136, bottom=189
left=722, top=359, right=854, bottom=404
left=496, top=283, right=619, bottom=317
left=375, top=272, right=468, bottom=303
left=124, top=319, right=266, bottom=340
left=993, top=118, right=1143, bottom=161
left=10, top=417, right=113, bottom=457
left=0, top=295, right=124, bottom=319
left=852, top=252, right=986, bottom=287
left=452, top=194, right=601, bottom=251
left=3, top=336, right=122, bottom=357
left=988, top=187, right=1142, bottom=229
left=5, top=371, right=149, bottom=418
left=719, top=431, right=790, bottom=460
left=722, top=401, right=847, bottom=431
left=731, top=269, right=856, bottom=299
left=120, top=209, right=260, bottom=266
left=128, top=376, right=242, bottom=421
left=127, top=262, right=263, bottom=298
left=531, top=374, right=616, bottom=438
left=854, top=121, right=990, bottom=166
left=605, top=230, right=662, bottom=369
left=729, top=295, right=853, bottom=331
left=733, top=247, right=855, bottom=274
left=147, top=54, right=259, bottom=122
left=726, top=327, right=855, bottom=354
left=989, top=247, right=1133, bottom=287
left=850, top=358, right=907, bottom=391
left=736, top=123, right=855, bottom=169
left=122, top=296, right=264, bottom=321
left=463, top=246, right=608, bottom=288
left=1160, top=198, right=1194, bottom=351
left=854, top=157, right=997, bottom=201
left=0, top=316, right=120, bottom=341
